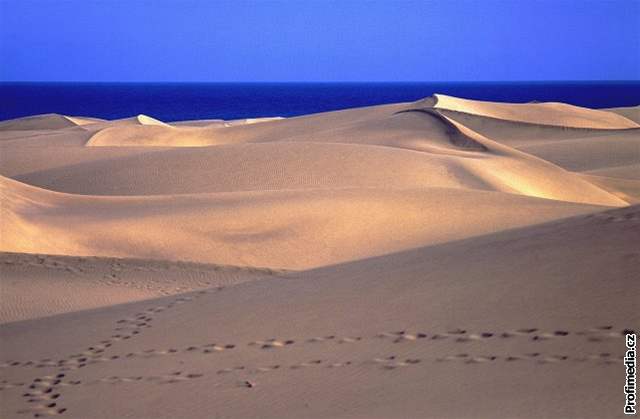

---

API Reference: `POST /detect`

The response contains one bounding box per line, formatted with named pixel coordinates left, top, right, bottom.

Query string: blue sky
left=0, top=0, right=638, bottom=82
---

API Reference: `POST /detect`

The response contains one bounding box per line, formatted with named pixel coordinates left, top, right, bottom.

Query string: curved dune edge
left=394, top=108, right=488, bottom=151
left=62, top=116, right=106, bottom=126
left=115, top=114, right=171, bottom=127
left=0, top=175, right=611, bottom=270
left=604, top=105, right=640, bottom=124
left=410, top=94, right=640, bottom=129
left=394, top=109, right=627, bottom=207
left=434, top=112, right=628, bottom=206
left=12, top=139, right=627, bottom=206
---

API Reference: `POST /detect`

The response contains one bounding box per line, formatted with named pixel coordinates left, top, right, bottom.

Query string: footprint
left=250, top=339, right=295, bottom=349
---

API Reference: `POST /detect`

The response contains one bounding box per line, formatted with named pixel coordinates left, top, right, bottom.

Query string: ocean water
left=1, top=81, right=639, bottom=122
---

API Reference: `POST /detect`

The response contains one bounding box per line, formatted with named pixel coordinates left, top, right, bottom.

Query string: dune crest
left=412, top=94, right=640, bottom=129
left=118, top=114, right=170, bottom=126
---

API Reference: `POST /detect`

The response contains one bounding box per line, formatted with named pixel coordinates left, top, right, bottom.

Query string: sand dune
left=117, top=115, right=168, bottom=126
left=605, top=105, right=640, bottom=123
left=579, top=173, right=640, bottom=204
left=0, top=176, right=609, bottom=269
left=8, top=98, right=628, bottom=206
left=7, top=140, right=625, bottom=207
left=0, top=95, right=639, bottom=418
left=517, top=132, right=640, bottom=172
left=421, top=94, right=640, bottom=129
left=0, top=114, right=82, bottom=131
left=586, top=163, right=640, bottom=180
left=0, top=205, right=637, bottom=418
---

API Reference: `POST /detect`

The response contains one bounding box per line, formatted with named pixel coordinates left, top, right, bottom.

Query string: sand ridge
left=423, top=94, right=640, bottom=129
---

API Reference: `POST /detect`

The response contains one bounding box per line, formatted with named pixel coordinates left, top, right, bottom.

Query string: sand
left=0, top=95, right=639, bottom=418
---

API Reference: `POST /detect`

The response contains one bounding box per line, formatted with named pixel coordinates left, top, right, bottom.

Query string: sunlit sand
left=1, top=95, right=638, bottom=418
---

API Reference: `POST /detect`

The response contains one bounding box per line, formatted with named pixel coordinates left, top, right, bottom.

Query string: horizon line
left=2, top=80, right=639, bottom=84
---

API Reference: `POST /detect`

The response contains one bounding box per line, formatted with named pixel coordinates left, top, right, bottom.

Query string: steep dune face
left=396, top=109, right=628, bottom=206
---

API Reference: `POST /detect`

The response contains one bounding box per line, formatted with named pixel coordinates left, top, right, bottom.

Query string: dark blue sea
left=2, top=81, right=639, bottom=122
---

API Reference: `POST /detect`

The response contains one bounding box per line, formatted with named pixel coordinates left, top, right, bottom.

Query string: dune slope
left=422, top=94, right=640, bottom=129
left=0, top=95, right=639, bottom=418
left=0, top=175, right=609, bottom=269
left=0, top=205, right=637, bottom=418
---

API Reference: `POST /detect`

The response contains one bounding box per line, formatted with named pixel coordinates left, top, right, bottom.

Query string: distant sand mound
left=224, top=117, right=284, bottom=126
left=85, top=124, right=220, bottom=146
left=64, top=116, right=106, bottom=126
left=604, top=105, right=640, bottom=124
left=0, top=114, right=81, bottom=131
left=411, top=94, right=640, bottom=129
left=86, top=116, right=285, bottom=146
left=118, top=114, right=170, bottom=126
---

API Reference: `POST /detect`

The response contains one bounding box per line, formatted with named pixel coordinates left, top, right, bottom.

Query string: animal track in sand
left=588, top=210, right=640, bottom=224
left=0, top=379, right=27, bottom=390
left=5, top=348, right=621, bottom=418
left=436, top=352, right=617, bottom=365
left=3, top=313, right=632, bottom=418
left=113, top=342, right=238, bottom=361
left=2, top=325, right=631, bottom=371
left=8, top=288, right=219, bottom=417
left=248, top=338, right=296, bottom=349
left=89, top=371, right=204, bottom=385
left=17, top=373, right=77, bottom=418
left=376, top=326, right=630, bottom=344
